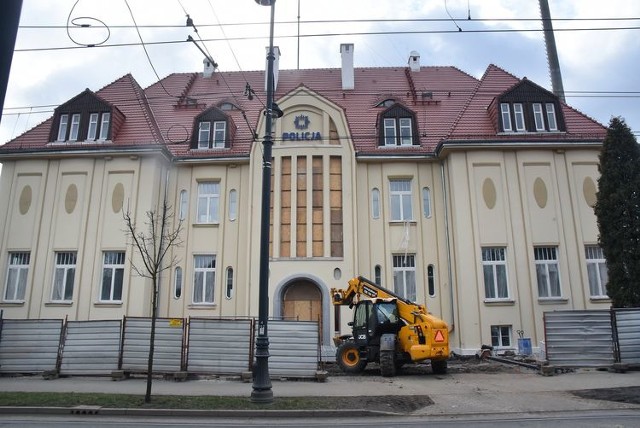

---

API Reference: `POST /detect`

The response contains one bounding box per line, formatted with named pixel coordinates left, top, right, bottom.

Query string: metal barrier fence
left=60, top=320, right=121, bottom=375
left=612, top=308, right=640, bottom=366
left=267, top=320, right=320, bottom=378
left=0, top=319, right=62, bottom=373
left=187, top=318, right=252, bottom=374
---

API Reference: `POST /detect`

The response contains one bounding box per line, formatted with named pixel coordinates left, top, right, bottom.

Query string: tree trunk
left=145, top=277, right=158, bottom=403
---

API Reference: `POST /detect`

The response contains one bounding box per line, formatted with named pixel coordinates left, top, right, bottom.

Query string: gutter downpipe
left=440, top=159, right=455, bottom=335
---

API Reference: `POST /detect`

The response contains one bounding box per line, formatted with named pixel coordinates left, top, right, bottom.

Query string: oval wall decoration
left=482, top=178, right=497, bottom=209
left=583, top=177, right=597, bottom=208
left=112, top=183, right=125, bottom=213
left=65, top=184, right=78, bottom=214
left=19, top=185, right=32, bottom=215
left=533, top=177, right=548, bottom=209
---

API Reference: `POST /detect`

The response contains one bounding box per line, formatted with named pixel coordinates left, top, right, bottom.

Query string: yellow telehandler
left=331, top=276, right=449, bottom=376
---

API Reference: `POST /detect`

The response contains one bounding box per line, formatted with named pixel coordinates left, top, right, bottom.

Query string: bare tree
left=123, top=197, right=183, bottom=403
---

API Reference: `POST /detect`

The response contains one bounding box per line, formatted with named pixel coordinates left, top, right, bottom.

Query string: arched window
left=179, top=190, right=188, bottom=220
left=422, top=187, right=432, bottom=218
left=174, top=267, right=182, bottom=299
left=228, top=189, right=238, bottom=221
left=371, top=188, right=380, bottom=219
left=374, top=265, right=382, bottom=285
left=225, top=267, right=234, bottom=299
left=428, top=264, right=435, bottom=297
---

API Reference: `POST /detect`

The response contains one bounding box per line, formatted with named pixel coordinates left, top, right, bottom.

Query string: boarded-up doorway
left=283, top=280, right=322, bottom=333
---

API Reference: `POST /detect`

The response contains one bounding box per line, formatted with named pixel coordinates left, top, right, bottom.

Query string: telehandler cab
left=331, top=276, right=449, bottom=377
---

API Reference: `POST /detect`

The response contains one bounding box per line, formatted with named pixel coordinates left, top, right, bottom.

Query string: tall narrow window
left=99, top=112, right=110, bottom=140
left=179, top=190, right=188, bottom=221
left=228, top=189, right=238, bottom=221
left=371, top=188, right=381, bottom=219
left=193, top=254, right=215, bottom=304
left=491, top=325, right=512, bottom=348
left=513, top=103, right=525, bottom=131
left=100, top=251, right=125, bottom=302
left=69, top=114, right=81, bottom=141
left=428, top=264, right=435, bottom=297
left=374, top=264, right=382, bottom=285
left=534, top=246, right=561, bottom=298
left=4, top=252, right=30, bottom=301
left=585, top=245, right=608, bottom=298
left=399, top=118, right=412, bottom=145
left=173, top=267, right=182, bottom=299
left=482, top=247, right=509, bottom=299
left=197, top=182, right=220, bottom=224
left=51, top=251, right=77, bottom=302
left=383, top=118, right=396, bottom=146
left=500, top=103, right=512, bottom=132
left=57, top=114, right=69, bottom=141
left=225, top=266, right=234, bottom=299
left=422, top=187, right=432, bottom=218
left=533, top=103, right=545, bottom=131
left=389, top=179, right=413, bottom=221
left=198, top=122, right=211, bottom=149
left=87, top=113, right=99, bottom=140
left=393, top=254, right=416, bottom=301
left=213, top=121, right=226, bottom=148
left=546, top=103, right=558, bottom=131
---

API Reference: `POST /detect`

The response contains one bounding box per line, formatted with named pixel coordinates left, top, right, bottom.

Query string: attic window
left=500, top=102, right=562, bottom=133
left=55, top=111, right=111, bottom=142
left=191, top=106, right=233, bottom=150
left=376, top=99, right=395, bottom=108
left=219, top=102, right=239, bottom=111
left=378, top=103, right=418, bottom=147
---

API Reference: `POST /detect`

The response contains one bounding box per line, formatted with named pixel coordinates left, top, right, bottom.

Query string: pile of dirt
left=572, top=386, right=640, bottom=405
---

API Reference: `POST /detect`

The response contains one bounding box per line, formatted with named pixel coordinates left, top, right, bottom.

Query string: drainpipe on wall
left=440, top=160, right=455, bottom=335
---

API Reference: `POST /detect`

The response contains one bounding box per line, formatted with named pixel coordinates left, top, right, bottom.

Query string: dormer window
left=495, top=80, right=565, bottom=133
left=69, top=114, right=81, bottom=141
left=57, top=114, right=69, bottom=141
left=378, top=103, right=418, bottom=147
left=191, top=107, right=234, bottom=150
left=545, top=104, right=558, bottom=131
left=376, top=99, right=396, bottom=108
left=49, top=89, right=117, bottom=143
left=99, top=113, right=110, bottom=140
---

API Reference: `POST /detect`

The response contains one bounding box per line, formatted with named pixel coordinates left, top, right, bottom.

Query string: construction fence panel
left=0, top=319, right=63, bottom=373
left=121, top=317, right=185, bottom=373
left=187, top=318, right=252, bottom=374
left=613, top=308, right=640, bottom=366
left=266, top=320, right=319, bottom=378
left=59, top=320, right=122, bottom=375
left=544, top=310, right=614, bottom=367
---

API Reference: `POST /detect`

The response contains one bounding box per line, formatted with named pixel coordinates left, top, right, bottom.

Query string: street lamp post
left=251, top=0, right=276, bottom=404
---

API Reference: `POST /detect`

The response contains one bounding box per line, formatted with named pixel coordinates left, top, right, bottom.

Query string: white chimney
left=203, top=58, right=215, bottom=78
left=340, top=43, right=354, bottom=90
left=265, top=46, right=281, bottom=92
left=408, top=50, right=420, bottom=72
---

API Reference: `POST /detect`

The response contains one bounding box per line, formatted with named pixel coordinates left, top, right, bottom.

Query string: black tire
left=431, top=359, right=448, bottom=374
left=380, top=350, right=397, bottom=377
left=336, top=342, right=367, bottom=374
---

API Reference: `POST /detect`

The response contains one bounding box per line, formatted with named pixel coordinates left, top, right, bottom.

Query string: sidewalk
left=1, top=367, right=639, bottom=417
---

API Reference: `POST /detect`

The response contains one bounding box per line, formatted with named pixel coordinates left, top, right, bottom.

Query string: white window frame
left=213, top=121, right=226, bottom=148
left=4, top=252, right=30, bottom=302
left=422, top=187, right=432, bottom=218
left=57, top=114, right=69, bottom=141
left=585, top=245, right=608, bottom=298
left=491, top=325, right=512, bottom=348
left=69, top=113, right=81, bottom=141
left=198, top=122, right=211, bottom=149
left=500, top=103, right=512, bottom=132
left=389, top=179, right=413, bottom=221
left=482, top=247, right=509, bottom=300
left=546, top=103, right=558, bottom=131
left=87, top=113, right=99, bottom=140
left=51, top=251, right=77, bottom=302
left=173, top=266, right=182, bottom=299
left=225, top=266, right=234, bottom=299
left=99, top=112, right=110, bottom=140
left=100, top=251, right=125, bottom=302
left=393, top=254, right=416, bottom=302
left=179, top=189, right=188, bottom=221
left=399, top=118, right=412, bottom=145
left=383, top=118, right=396, bottom=146
left=513, top=103, right=525, bottom=131
left=533, top=103, right=545, bottom=131
left=228, top=189, right=238, bottom=221
left=196, top=182, right=220, bottom=224
left=534, top=246, right=562, bottom=298
left=371, top=188, right=380, bottom=219
left=193, top=254, right=215, bottom=304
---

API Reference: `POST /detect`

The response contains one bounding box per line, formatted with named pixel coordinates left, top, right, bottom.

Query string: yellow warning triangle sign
left=434, top=330, right=445, bottom=343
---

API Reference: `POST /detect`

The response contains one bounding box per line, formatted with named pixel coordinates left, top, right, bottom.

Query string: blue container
left=518, top=338, right=532, bottom=356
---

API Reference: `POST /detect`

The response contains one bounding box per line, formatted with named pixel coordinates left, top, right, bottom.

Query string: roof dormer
left=377, top=103, right=419, bottom=147
left=190, top=106, right=236, bottom=150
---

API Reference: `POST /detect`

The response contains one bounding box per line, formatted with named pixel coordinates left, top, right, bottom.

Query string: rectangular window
left=535, top=246, right=561, bottom=298
left=393, top=254, right=416, bottom=302
left=383, top=118, right=396, bottom=146
left=51, top=251, right=77, bottom=302
left=4, top=252, right=30, bottom=301
left=399, top=118, right=412, bottom=145
left=197, top=182, right=220, bottom=223
left=100, top=251, right=124, bottom=302
left=198, top=122, right=211, bottom=149
left=389, top=179, right=413, bottom=221
left=500, top=103, right=512, bottom=132
left=69, top=114, right=81, bottom=141
left=546, top=103, right=558, bottom=131
left=482, top=247, right=509, bottom=299
left=585, top=245, right=608, bottom=298
left=213, top=121, right=226, bottom=148
left=533, top=103, right=545, bottom=131
left=491, top=325, right=512, bottom=348
left=371, top=188, right=380, bottom=219
left=193, top=255, right=215, bottom=304
left=87, top=113, right=99, bottom=140
left=57, top=114, right=69, bottom=141
left=99, top=112, right=110, bottom=140
left=513, top=103, right=525, bottom=131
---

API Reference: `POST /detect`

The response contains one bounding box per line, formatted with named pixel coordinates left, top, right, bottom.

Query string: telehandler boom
left=331, top=276, right=449, bottom=376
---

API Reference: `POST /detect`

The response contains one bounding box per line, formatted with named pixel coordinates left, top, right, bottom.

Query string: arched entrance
left=282, top=280, right=322, bottom=333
